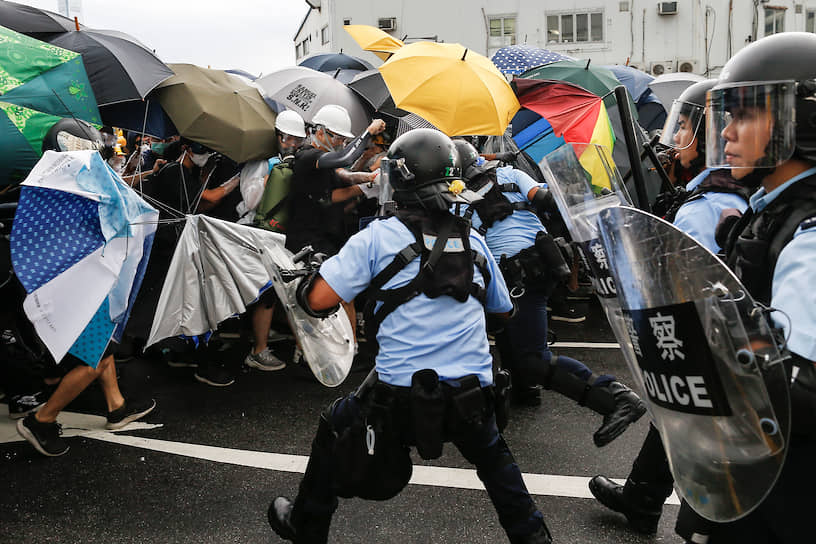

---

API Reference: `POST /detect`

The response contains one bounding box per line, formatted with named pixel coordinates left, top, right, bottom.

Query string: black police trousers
left=291, top=390, right=547, bottom=543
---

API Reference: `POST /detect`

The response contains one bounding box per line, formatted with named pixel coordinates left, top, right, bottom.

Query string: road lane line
left=82, top=431, right=679, bottom=505
left=551, top=342, right=620, bottom=349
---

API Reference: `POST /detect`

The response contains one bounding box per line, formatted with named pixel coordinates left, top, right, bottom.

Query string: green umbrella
left=521, top=59, right=635, bottom=111
left=0, top=100, right=62, bottom=183
left=155, top=64, right=277, bottom=163
left=0, top=25, right=100, bottom=124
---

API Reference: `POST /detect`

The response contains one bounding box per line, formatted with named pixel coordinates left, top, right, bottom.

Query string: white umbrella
left=255, top=66, right=370, bottom=134
left=647, top=72, right=707, bottom=110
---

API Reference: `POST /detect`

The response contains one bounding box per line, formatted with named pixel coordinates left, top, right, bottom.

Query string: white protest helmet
left=312, top=104, right=354, bottom=138
left=275, top=109, right=307, bottom=138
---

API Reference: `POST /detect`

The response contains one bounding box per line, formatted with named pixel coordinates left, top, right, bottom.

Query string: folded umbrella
left=343, top=24, right=403, bottom=61
left=10, top=150, right=158, bottom=367
left=47, top=28, right=174, bottom=106
left=256, top=66, right=369, bottom=134
left=155, top=63, right=278, bottom=163
left=378, top=41, right=519, bottom=136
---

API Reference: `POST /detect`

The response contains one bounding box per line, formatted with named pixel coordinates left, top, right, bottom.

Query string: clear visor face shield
left=706, top=81, right=796, bottom=170
left=659, top=100, right=705, bottom=150
left=313, top=126, right=348, bottom=152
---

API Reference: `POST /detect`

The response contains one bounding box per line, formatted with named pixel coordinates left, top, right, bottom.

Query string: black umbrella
left=47, top=29, right=174, bottom=106
left=347, top=69, right=396, bottom=111
left=299, top=52, right=374, bottom=73
left=0, top=0, right=83, bottom=39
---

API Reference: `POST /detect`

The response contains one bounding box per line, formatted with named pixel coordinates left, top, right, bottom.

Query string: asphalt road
left=1, top=301, right=684, bottom=543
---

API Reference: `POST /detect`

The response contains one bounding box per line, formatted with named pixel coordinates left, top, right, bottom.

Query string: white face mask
left=190, top=152, right=213, bottom=167
left=140, top=143, right=151, bottom=153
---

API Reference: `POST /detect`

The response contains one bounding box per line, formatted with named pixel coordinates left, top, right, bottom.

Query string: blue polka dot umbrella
left=10, top=151, right=158, bottom=367
left=491, top=45, right=574, bottom=76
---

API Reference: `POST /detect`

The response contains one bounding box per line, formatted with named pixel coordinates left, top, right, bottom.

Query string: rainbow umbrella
left=513, top=78, right=615, bottom=190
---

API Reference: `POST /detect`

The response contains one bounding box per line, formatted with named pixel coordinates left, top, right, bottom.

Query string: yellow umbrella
left=343, top=25, right=403, bottom=61
left=378, top=41, right=520, bottom=136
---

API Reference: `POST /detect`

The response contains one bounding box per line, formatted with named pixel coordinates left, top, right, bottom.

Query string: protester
left=268, top=128, right=552, bottom=544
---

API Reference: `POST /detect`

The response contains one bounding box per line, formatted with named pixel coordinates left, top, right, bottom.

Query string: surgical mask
left=190, top=152, right=213, bottom=167
left=150, top=142, right=168, bottom=156
left=140, top=143, right=151, bottom=153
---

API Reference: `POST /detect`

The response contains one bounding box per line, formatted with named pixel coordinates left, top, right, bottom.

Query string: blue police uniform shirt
left=673, top=169, right=749, bottom=253
left=461, top=166, right=547, bottom=262
left=746, top=166, right=816, bottom=361
left=319, top=215, right=513, bottom=387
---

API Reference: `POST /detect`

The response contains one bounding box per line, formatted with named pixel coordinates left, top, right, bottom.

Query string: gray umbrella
left=48, top=29, right=174, bottom=106
left=256, top=66, right=369, bottom=134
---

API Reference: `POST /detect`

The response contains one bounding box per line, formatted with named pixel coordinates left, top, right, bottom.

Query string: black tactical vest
left=723, top=173, right=816, bottom=305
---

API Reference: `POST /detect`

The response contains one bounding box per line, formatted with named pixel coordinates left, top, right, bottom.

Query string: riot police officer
left=452, top=139, right=646, bottom=447
left=676, top=31, right=816, bottom=544
left=267, top=129, right=552, bottom=543
left=588, top=80, right=758, bottom=536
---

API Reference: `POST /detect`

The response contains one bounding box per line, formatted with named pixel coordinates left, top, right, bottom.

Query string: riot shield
left=263, top=241, right=355, bottom=387
left=598, top=206, right=790, bottom=522
left=539, top=143, right=648, bottom=398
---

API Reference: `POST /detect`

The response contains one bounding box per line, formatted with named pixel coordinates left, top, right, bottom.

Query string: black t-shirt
left=285, top=147, right=348, bottom=255
left=203, top=155, right=242, bottom=222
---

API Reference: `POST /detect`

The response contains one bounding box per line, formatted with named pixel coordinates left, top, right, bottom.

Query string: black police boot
left=268, top=496, right=332, bottom=544
left=593, top=381, right=647, bottom=447
left=588, top=476, right=665, bottom=534
left=509, top=523, right=553, bottom=544
left=268, top=496, right=297, bottom=542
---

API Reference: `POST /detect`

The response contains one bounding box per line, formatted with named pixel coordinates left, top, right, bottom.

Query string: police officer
left=452, top=139, right=646, bottom=446
left=678, top=31, right=816, bottom=544
left=268, top=129, right=552, bottom=543
left=588, top=79, right=756, bottom=535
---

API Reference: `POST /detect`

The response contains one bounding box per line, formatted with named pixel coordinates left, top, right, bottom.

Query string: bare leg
left=97, top=355, right=125, bottom=412
left=252, top=304, right=275, bottom=354
left=35, top=356, right=111, bottom=423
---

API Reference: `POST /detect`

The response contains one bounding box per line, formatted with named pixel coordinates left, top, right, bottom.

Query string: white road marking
left=0, top=405, right=163, bottom=444
left=81, top=431, right=679, bottom=505
left=551, top=342, right=621, bottom=349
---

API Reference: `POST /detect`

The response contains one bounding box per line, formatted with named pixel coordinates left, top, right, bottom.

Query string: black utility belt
left=499, top=231, right=571, bottom=298
left=371, top=371, right=493, bottom=460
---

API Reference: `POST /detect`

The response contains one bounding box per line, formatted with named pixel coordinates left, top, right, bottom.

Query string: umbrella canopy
left=347, top=68, right=395, bottom=111
left=0, top=0, right=83, bottom=39
left=522, top=59, right=624, bottom=107
left=155, top=63, right=278, bottom=163
left=299, top=52, right=374, bottom=73
left=98, top=99, right=177, bottom=139
left=491, top=45, right=573, bottom=76
left=10, top=150, right=158, bottom=367
left=47, top=29, right=174, bottom=106
left=513, top=78, right=615, bottom=189
left=379, top=41, right=519, bottom=136
left=0, top=26, right=100, bottom=123
left=604, top=65, right=666, bottom=131
left=648, top=72, right=707, bottom=110
left=0, top=100, right=61, bottom=183
left=147, top=214, right=354, bottom=386
left=256, top=66, right=369, bottom=135
left=343, top=24, right=403, bottom=61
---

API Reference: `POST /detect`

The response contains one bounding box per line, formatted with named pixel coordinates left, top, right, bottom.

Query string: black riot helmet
left=452, top=138, right=500, bottom=190
left=659, top=79, right=717, bottom=152
left=707, top=32, right=816, bottom=170
left=386, top=128, right=478, bottom=211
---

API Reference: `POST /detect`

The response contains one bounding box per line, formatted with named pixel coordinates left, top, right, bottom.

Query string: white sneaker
left=244, top=348, right=286, bottom=371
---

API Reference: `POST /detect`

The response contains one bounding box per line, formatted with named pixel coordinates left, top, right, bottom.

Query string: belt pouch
left=450, top=374, right=486, bottom=426
left=410, top=369, right=446, bottom=460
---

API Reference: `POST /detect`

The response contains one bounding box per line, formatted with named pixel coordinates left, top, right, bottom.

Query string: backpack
left=253, top=157, right=294, bottom=233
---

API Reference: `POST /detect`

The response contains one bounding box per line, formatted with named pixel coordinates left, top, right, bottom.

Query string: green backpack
left=254, top=157, right=294, bottom=233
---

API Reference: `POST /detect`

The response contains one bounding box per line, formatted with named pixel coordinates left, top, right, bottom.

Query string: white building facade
left=294, top=0, right=816, bottom=76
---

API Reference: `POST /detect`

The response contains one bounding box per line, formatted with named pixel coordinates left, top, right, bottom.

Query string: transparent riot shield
left=598, top=206, right=790, bottom=522
left=539, top=143, right=648, bottom=398
left=263, top=241, right=355, bottom=387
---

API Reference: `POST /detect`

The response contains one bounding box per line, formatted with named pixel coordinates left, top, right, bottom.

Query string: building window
left=807, top=9, right=816, bottom=33
left=296, top=43, right=302, bottom=59
left=547, top=11, right=604, bottom=43
left=619, top=1, right=629, bottom=11
left=488, top=15, right=516, bottom=49
left=297, top=36, right=310, bottom=57
left=321, top=26, right=329, bottom=44
left=764, top=7, right=785, bottom=35
left=343, top=18, right=351, bottom=25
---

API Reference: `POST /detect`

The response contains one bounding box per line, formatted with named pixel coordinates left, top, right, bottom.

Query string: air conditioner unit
left=378, top=17, right=397, bottom=31
left=650, top=60, right=674, bottom=76
left=658, top=2, right=678, bottom=15
left=676, top=59, right=698, bottom=73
